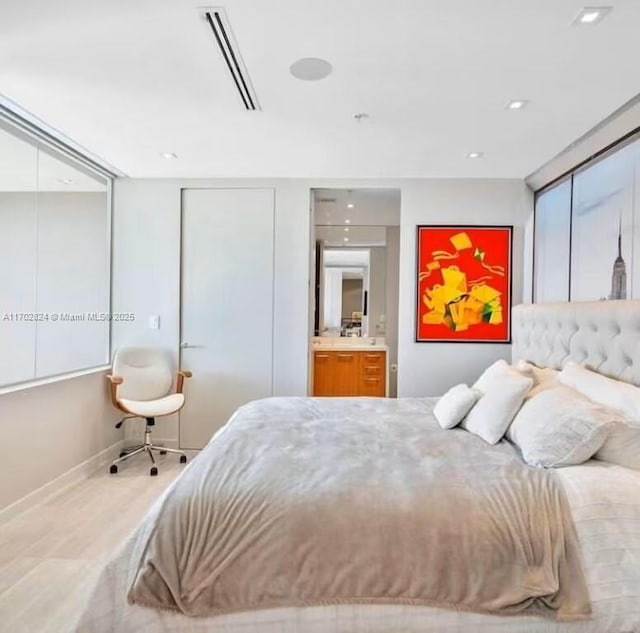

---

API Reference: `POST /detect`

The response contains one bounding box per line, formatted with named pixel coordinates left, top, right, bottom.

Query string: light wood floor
left=0, top=455, right=186, bottom=633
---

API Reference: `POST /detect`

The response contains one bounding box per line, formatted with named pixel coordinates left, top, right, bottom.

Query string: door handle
left=180, top=342, right=203, bottom=349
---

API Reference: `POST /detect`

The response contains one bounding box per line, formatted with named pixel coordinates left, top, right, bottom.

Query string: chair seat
left=119, top=393, right=185, bottom=417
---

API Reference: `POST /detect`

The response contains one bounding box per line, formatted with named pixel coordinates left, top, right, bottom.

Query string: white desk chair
left=107, top=347, right=192, bottom=476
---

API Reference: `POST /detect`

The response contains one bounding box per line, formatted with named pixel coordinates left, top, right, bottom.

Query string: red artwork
left=416, top=226, right=512, bottom=342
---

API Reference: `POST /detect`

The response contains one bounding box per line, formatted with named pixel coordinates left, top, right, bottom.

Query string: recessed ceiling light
left=290, top=58, right=332, bottom=81
left=344, top=227, right=349, bottom=232
left=573, top=6, right=612, bottom=25
left=58, top=178, right=74, bottom=184
left=506, top=100, right=529, bottom=110
left=466, top=152, right=484, bottom=159
left=344, top=237, right=349, bottom=242
left=161, top=152, right=177, bottom=159
left=347, top=203, right=355, bottom=209
left=345, top=219, right=351, bottom=224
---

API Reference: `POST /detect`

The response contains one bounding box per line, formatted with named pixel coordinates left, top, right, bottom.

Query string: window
left=534, top=134, right=640, bottom=303
left=0, top=118, right=112, bottom=387
left=534, top=179, right=571, bottom=302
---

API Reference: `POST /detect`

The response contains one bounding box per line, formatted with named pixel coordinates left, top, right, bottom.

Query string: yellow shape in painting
left=441, top=266, right=467, bottom=293
left=469, top=284, right=501, bottom=304
left=450, top=232, right=472, bottom=251
left=429, top=284, right=464, bottom=314
left=423, top=311, right=445, bottom=324
left=427, top=261, right=440, bottom=271
left=488, top=301, right=503, bottom=325
left=448, top=300, right=467, bottom=326
left=489, top=309, right=503, bottom=325
left=463, top=297, right=484, bottom=326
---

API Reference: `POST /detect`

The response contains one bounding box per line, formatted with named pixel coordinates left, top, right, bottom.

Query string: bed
left=75, top=300, right=640, bottom=633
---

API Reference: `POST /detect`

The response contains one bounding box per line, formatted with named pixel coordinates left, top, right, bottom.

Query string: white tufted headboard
left=512, top=300, right=640, bottom=387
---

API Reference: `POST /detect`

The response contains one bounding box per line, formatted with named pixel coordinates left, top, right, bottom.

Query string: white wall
left=111, top=179, right=311, bottom=444
left=112, top=177, right=532, bottom=441
left=385, top=226, right=400, bottom=397
left=0, top=371, right=119, bottom=511
left=397, top=180, right=533, bottom=396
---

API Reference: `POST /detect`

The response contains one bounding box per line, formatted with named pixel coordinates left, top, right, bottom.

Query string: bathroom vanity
left=312, top=338, right=388, bottom=397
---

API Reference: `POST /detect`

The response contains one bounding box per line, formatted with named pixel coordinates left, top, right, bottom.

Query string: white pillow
left=461, top=360, right=533, bottom=445
left=558, top=361, right=640, bottom=469
left=504, top=361, right=560, bottom=443
left=434, top=384, right=480, bottom=429
left=508, top=385, right=617, bottom=468
left=516, top=360, right=560, bottom=389
left=559, top=361, right=640, bottom=419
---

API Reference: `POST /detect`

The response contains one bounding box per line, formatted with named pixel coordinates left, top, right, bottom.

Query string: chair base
left=110, top=425, right=187, bottom=476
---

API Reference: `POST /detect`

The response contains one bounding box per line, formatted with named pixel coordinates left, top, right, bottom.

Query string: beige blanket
left=128, top=397, right=590, bottom=621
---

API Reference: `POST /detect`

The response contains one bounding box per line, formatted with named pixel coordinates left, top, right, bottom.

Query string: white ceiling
left=314, top=188, right=400, bottom=225
left=1, top=0, right=639, bottom=179
left=316, top=225, right=388, bottom=247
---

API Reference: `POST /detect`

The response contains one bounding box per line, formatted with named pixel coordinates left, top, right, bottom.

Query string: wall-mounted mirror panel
left=0, top=118, right=111, bottom=387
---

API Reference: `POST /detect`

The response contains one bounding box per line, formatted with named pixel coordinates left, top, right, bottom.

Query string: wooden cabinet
left=359, top=351, right=385, bottom=397
left=313, top=350, right=386, bottom=397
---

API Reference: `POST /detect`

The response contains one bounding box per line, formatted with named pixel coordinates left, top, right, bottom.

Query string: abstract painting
left=416, top=225, right=512, bottom=342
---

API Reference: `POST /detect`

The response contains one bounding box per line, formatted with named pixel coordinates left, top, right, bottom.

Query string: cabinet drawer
left=362, top=363, right=383, bottom=376
left=360, top=376, right=385, bottom=397
left=361, top=352, right=385, bottom=366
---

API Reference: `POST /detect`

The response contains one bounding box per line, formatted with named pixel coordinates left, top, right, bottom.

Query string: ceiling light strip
left=205, top=11, right=258, bottom=111
left=0, top=97, right=125, bottom=178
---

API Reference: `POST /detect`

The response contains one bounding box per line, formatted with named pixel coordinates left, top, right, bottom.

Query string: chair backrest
left=112, top=347, right=173, bottom=401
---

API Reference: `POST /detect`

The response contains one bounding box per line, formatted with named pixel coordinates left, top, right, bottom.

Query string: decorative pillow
left=559, top=361, right=640, bottom=469
left=434, top=384, right=480, bottom=430
left=461, top=360, right=533, bottom=445
left=558, top=361, right=640, bottom=420
left=503, top=361, right=560, bottom=442
left=516, top=360, right=560, bottom=389
left=508, top=385, right=617, bottom=468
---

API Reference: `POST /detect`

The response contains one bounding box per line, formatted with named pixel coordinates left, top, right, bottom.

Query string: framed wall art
left=416, top=225, right=512, bottom=343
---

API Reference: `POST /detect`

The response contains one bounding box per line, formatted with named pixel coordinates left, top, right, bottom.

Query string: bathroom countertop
left=312, top=343, right=388, bottom=352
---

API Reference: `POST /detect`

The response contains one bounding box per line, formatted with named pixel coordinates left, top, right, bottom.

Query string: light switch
left=148, top=314, right=160, bottom=330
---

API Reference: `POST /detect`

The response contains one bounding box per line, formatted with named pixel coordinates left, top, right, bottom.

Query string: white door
left=179, top=188, right=274, bottom=449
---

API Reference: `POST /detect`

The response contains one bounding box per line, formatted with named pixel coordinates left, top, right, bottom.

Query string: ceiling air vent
left=202, top=8, right=260, bottom=111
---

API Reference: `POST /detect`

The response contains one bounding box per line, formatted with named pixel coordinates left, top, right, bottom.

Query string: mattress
left=75, top=398, right=640, bottom=633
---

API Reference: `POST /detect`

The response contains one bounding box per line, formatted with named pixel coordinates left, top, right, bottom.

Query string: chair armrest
left=106, top=374, right=123, bottom=407
left=176, top=370, right=192, bottom=394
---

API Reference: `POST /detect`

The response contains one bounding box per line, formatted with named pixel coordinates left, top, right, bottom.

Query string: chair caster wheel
left=150, top=467, right=158, bottom=476
left=110, top=465, right=118, bottom=474
left=159, top=450, right=167, bottom=455
left=180, top=455, right=187, bottom=464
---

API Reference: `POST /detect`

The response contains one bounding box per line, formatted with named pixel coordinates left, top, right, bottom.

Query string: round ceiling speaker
left=290, top=57, right=333, bottom=81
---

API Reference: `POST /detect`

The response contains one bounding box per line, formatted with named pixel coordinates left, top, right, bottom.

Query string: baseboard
left=147, top=437, right=179, bottom=449
left=0, top=439, right=124, bottom=527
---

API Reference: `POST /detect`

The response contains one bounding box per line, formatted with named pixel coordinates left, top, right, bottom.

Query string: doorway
left=310, top=188, right=401, bottom=396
